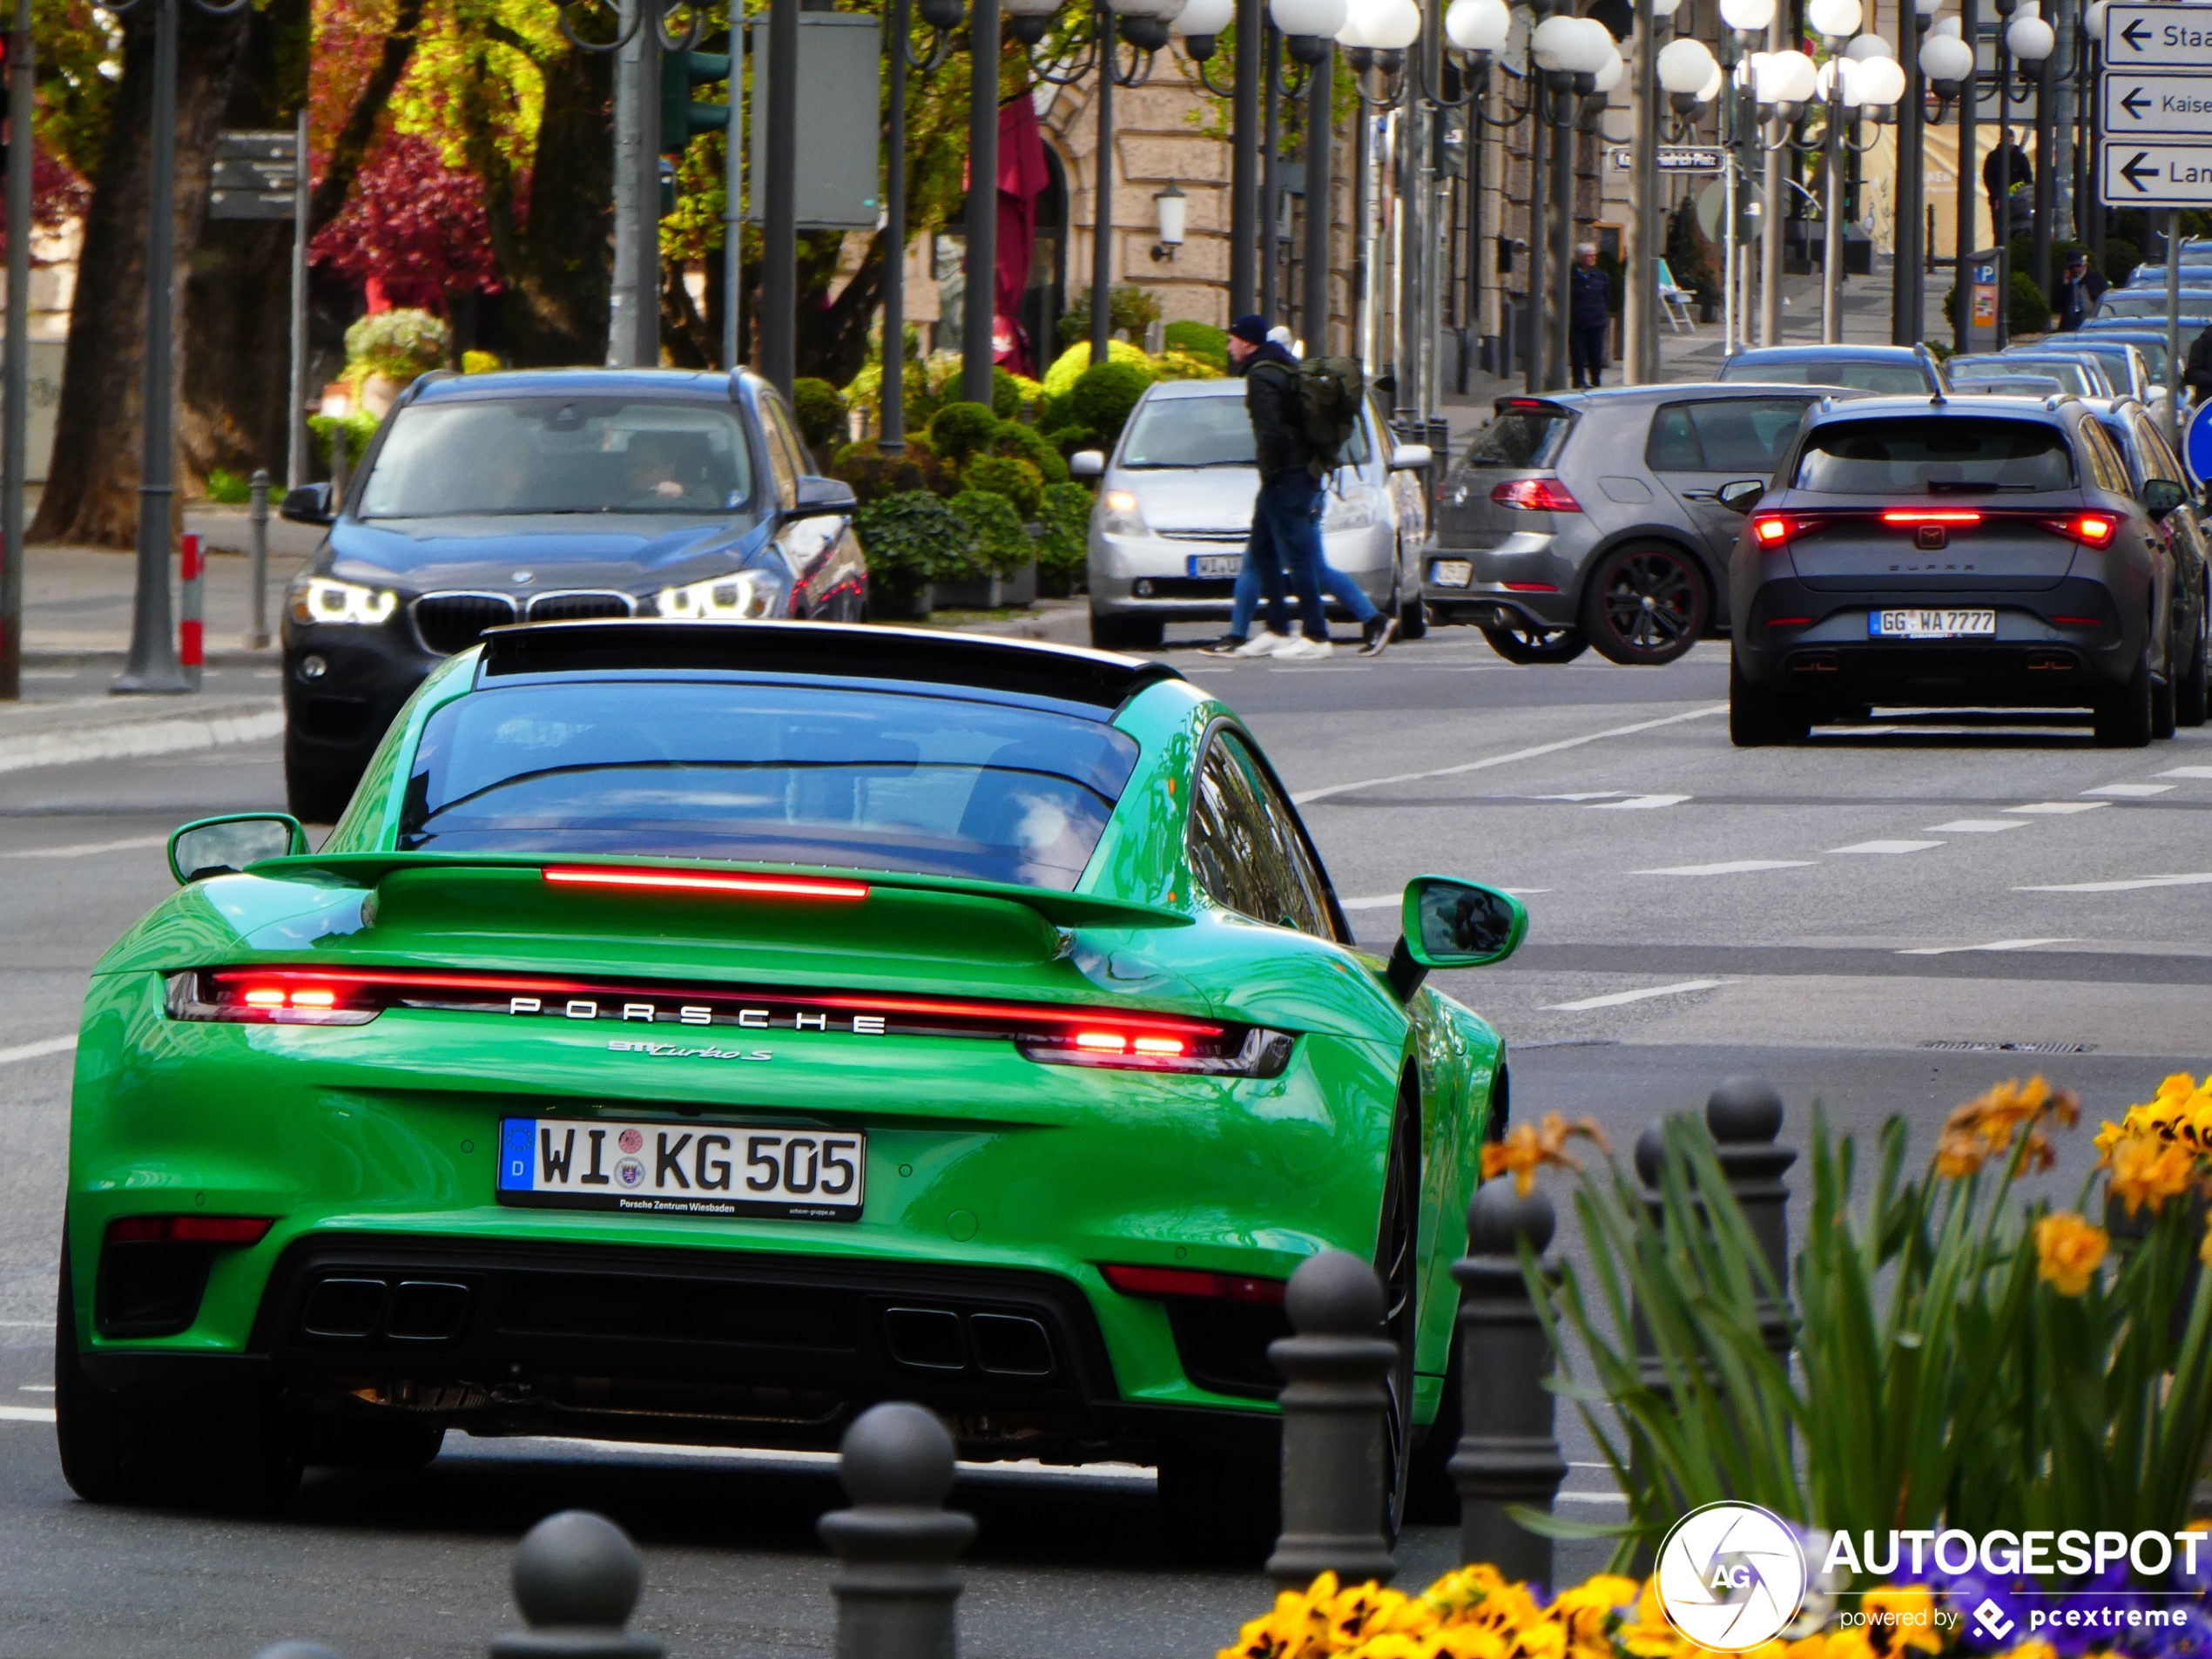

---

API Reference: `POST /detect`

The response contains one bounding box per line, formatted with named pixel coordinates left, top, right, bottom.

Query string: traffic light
left=660, top=48, right=731, bottom=154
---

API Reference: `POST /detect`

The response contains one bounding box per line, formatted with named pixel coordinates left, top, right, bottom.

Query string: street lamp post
left=1528, top=12, right=1611, bottom=389
left=2007, top=6, right=2058, bottom=299
left=878, top=0, right=962, bottom=452
left=1892, top=0, right=1937, bottom=345
left=960, top=0, right=1003, bottom=405
left=1442, top=0, right=1511, bottom=381
left=1717, top=0, right=1775, bottom=353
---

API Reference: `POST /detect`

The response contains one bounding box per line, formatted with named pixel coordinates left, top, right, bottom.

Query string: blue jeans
left=1226, top=474, right=1378, bottom=640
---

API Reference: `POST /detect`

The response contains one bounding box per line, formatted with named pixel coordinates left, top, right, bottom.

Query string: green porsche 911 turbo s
left=58, top=620, right=1517, bottom=1541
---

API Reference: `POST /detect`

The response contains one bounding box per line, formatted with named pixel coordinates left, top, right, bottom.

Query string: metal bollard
left=818, top=1402, right=977, bottom=1659
left=1447, top=1177, right=1568, bottom=1584
left=246, top=469, right=271, bottom=650
left=179, top=531, right=204, bottom=691
left=1264, top=1250, right=1399, bottom=1588
left=1704, top=1076, right=1797, bottom=1361
left=489, top=1510, right=661, bottom=1659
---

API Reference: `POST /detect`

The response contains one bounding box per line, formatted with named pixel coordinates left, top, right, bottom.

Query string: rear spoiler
left=243, top=851, right=1193, bottom=931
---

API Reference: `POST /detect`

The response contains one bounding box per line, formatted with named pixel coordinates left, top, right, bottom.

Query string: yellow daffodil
left=1615, top=1577, right=1683, bottom=1659
left=1480, top=1113, right=1611, bottom=1197
left=1996, top=1642, right=2058, bottom=1659
left=1428, top=1629, right=1515, bottom=1659
left=1862, top=1586, right=1942, bottom=1656
left=1934, top=1076, right=2080, bottom=1178
left=2104, top=1132, right=2201, bottom=1216
left=1424, top=1565, right=1510, bottom=1623
left=2035, top=1211, right=2108, bottom=1295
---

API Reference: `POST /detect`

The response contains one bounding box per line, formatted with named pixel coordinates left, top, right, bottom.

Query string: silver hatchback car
left=1078, top=379, right=1433, bottom=651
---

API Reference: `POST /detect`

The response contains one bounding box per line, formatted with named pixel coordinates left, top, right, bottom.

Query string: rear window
left=1951, top=357, right=2102, bottom=395
left=1793, top=418, right=2076, bottom=493
left=1721, top=356, right=1929, bottom=393
left=1646, top=398, right=1811, bottom=472
left=400, top=681, right=1142, bottom=891
left=1461, top=409, right=1572, bottom=469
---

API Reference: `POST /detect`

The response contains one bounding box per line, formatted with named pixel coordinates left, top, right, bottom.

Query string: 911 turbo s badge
left=606, top=1039, right=773, bottom=1061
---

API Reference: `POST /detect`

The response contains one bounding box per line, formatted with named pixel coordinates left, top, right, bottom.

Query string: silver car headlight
left=1100, top=489, right=1150, bottom=537
left=1322, top=483, right=1379, bottom=532
left=655, top=570, right=787, bottom=619
left=289, top=575, right=398, bottom=626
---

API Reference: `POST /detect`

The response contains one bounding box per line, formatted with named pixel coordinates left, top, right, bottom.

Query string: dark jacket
left=1242, top=341, right=1313, bottom=482
left=1984, top=143, right=2033, bottom=201
left=2187, top=327, right=2212, bottom=400
left=2055, top=268, right=2108, bottom=332
left=1570, top=263, right=1611, bottom=329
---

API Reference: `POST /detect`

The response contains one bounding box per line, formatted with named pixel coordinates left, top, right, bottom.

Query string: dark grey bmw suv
left=1727, top=394, right=2185, bottom=748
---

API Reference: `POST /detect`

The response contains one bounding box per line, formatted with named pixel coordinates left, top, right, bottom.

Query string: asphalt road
left=2, top=624, right=2208, bottom=1657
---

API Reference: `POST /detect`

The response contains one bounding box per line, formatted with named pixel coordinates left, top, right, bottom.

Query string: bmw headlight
left=1321, top=483, right=1379, bottom=532
left=1100, top=489, right=1150, bottom=537
left=289, top=575, right=399, bottom=626
left=656, top=569, right=788, bottom=619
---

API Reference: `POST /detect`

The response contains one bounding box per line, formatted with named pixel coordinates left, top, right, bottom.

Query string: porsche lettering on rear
left=515, top=995, right=887, bottom=1035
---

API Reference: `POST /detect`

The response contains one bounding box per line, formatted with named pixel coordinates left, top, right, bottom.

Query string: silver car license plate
left=497, top=1117, right=864, bottom=1221
left=1869, top=609, right=1997, bottom=639
left=1187, top=554, right=1243, bottom=579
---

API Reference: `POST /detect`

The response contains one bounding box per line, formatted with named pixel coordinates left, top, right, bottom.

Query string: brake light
left=1751, top=514, right=1791, bottom=546
left=2051, top=615, right=2105, bottom=626
left=105, top=1215, right=273, bottom=1246
left=1101, top=1264, right=1286, bottom=1305
left=2060, top=514, right=2116, bottom=546
left=1490, top=477, right=1581, bottom=512
left=1880, top=509, right=1984, bottom=526
left=543, top=867, right=869, bottom=901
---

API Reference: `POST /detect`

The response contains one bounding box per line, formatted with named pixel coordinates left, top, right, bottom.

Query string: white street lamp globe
left=1574, top=16, right=1620, bottom=69
left=1529, top=12, right=1583, bottom=68
left=1807, top=0, right=1861, bottom=38
left=1843, top=31, right=1892, bottom=57
left=1651, top=0, right=1685, bottom=16
left=1590, top=37, right=1625, bottom=88
left=1853, top=52, right=1906, bottom=103
left=1004, top=0, right=1063, bottom=16
left=1363, top=0, right=1423, bottom=48
left=1757, top=47, right=1817, bottom=100
left=1271, top=0, right=1349, bottom=36
left=1912, top=0, right=1938, bottom=14
left=2085, top=0, right=2108, bottom=32
left=1696, top=60, right=1723, bottom=98
left=1737, top=48, right=1766, bottom=86
left=2007, top=13, right=2054, bottom=57
left=1335, top=0, right=1372, bottom=44
left=1719, top=0, right=1776, bottom=32
left=1657, top=35, right=1717, bottom=91
left=1928, top=13, right=1959, bottom=33
left=1918, top=29, right=1973, bottom=78
left=1170, top=0, right=1234, bottom=30
left=1445, top=0, right=1511, bottom=50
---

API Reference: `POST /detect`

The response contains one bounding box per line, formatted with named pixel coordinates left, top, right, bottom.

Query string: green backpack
left=1292, top=355, right=1366, bottom=479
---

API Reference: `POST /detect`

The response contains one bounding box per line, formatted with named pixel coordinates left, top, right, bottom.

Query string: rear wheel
left=307, top=1416, right=446, bottom=1471
left=1156, top=1440, right=1279, bottom=1564
left=55, top=1240, right=170, bottom=1505
left=1089, top=610, right=1165, bottom=651
left=1396, top=560, right=1429, bottom=639
left=1580, top=544, right=1710, bottom=665
left=1374, top=1102, right=1420, bottom=1546
left=2179, top=598, right=2209, bottom=727
left=2153, top=669, right=2178, bottom=740
left=1480, top=624, right=1588, bottom=664
left=1730, top=653, right=1811, bottom=747
left=2094, top=642, right=2155, bottom=747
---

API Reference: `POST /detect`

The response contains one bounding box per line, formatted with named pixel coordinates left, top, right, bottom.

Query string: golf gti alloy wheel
left=1581, top=544, right=1709, bottom=665
left=1480, top=624, right=1588, bottom=664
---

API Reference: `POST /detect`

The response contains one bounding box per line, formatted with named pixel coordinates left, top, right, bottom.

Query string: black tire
left=1373, top=1100, right=1420, bottom=1546
left=2094, top=642, right=2155, bottom=747
left=284, top=746, right=357, bottom=826
left=1480, top=624, right=1589, bottom=664
left=2179, top=596, right=2209, bottom=728
left=1730, top=652, right=1811, bottom=747
left=1402, top=1311, right=1462, bottom=1526
left=1156, top=1439, right=1280, bottom=1564
left=54, top=1238, right=171, bottom=1504
left=1580, top=543, right=1710, bottom=666
left=2153, top=668, right=2178, bottom=741
left=307, top=1415, right=446, bottom=1471
left=1397, top=562, right=1429, bottom=639
left=1089, top=610, right=1165, bottom=651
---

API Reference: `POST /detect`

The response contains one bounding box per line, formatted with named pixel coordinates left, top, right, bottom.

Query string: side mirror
left=2142, top=476, right=2188, bottom=521
left=1069, top=449, right=1106, bottom=479
left=1717, top=479, right=1767, bottom=515
left=1385, top=875, right=1527, bottom=1001
left=280, top=483, right=335, bottom=525
left=1389, top=442, right=1433, bottom=472
left=168, top=813, right=309, bottom=885
left=788, top=474, right=858, bottom=519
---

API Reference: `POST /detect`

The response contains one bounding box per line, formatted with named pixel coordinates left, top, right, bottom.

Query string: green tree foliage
left=1069, top=361, right=1152, bottom=448
left=927, top=401, right=1001, bottom=468
left=344, top=307, right=450, bottom=382
left=832, top=437, right=945, bottom=503
left=853, top=489, right=976, bottom=610
left=2009, top=270, right=2054, bottom=337
left=1057, top=284, right=1165, bottom=349
left=792, top=378, right=850, bottom=456
left=964, top=455, right=1042, bottom=522
left=1163, top=320, right=1228, bottom=369
left=1035, top=480, right=1093, bottom=596
left=990, top=418, right=1069, bottom=486
left=948, top=489, right=1033, bottom=578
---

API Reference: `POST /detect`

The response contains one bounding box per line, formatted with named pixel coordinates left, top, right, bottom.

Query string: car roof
left=1489, top=381, right=1869, bottom=412
left=1802, top=393, right=2074, bottom=428
left=1143, top=378, right=1244, bottom=399
left=1724, top=345, right=1926, bottom=361
left=410, top=368, right=764, bottom=405
left=471, top=619, right=1188, bottom=714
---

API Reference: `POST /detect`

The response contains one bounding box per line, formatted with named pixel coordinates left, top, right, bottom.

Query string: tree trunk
left=305, top=0, right=427, bottom=238
left=30, top=0, right=253, bottom=547
left=180, top=0, right=310, bottom=482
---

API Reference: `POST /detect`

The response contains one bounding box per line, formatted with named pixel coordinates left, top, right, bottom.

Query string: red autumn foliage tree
left=309, top=130, right=500, bottom=314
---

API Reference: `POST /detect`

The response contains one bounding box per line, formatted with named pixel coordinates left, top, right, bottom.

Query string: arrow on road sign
left=2124, top=85, right=2153, bottom=118
left=2107, top=4, right=2212, bottom=67
left=2101, top=141, right=2212, bottom=206
left=2123, top=151, right=2162, bottom=190
left=2123, top=17, right=2154, bottom=51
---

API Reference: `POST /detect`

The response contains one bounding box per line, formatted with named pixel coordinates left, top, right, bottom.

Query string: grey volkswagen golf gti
left=1422, top=385, right=1868, bottom=664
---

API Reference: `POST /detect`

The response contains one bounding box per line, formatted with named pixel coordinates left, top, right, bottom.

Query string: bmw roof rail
left=476, top=619, right=1189, bottom=711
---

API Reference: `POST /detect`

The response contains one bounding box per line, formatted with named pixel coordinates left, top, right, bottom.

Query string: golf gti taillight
left=1489, top=478, right=1580, bottom=512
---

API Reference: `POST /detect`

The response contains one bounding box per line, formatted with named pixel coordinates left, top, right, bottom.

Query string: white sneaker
left=1272, top=635, right=1335, bottom=661
left=1233, top=629, right=1292, bottom=658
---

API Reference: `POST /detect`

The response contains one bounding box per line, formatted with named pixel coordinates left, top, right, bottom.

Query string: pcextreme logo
left=1655, top=1501, right=1811, bottom=1653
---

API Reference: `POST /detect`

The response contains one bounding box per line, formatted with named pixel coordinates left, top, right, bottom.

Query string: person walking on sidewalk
left=1569, top=245, right=1610, bottom=390
left=1201, top=315, right=1397, bottom=660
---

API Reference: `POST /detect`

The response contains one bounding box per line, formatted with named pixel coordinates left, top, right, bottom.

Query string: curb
left=0, top=697, right=286, bottom=776
left=24, top=647, right=279, bottom=670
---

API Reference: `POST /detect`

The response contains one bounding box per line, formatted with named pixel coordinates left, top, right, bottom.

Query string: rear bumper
left=80, top=1232, right=1285, bottom=1465
left=1088, top=527, right=1394, bottom=620
left=1420, top=535, right=1580, bottom=627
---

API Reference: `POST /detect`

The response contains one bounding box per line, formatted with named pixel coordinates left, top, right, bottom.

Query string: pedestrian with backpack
left=1201, top=315, right=1398, bottom=660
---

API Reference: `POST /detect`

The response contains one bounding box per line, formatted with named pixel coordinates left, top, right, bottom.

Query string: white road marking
left=17, top=1385, right=52, bottom=1392
left=2018, top=873, right=2212, bottom=893
left=2083, top=783, right=2175, bottom=797
left=1631, top=860, right=1815, bottom=876
left=0, top=1035, right=75, bottom=1067
left=1925, top=819, right=2029, bottom=833
left=0, top=1320, right=51, bottom=1328
left=0, top=834, right=167, bottom=860
left=1898, top=938, right=2076, bottom=955
left=455, top=1434, right=1156, bottom=1483
left=1530, top=792, right=1626, bottom=802
left=0, top=1406, right=56, bottom=1425
left=1555, top=1491, right=1628, bottom=1505
left=2006, top=801, right=2112, bottom=815
left=1543, top=979, right=1729, bottom=1011
left=1590, top=794, right=1692, bottom=810
left=2157, top=766, right=2212, bottom=779
left=1829, top=840, right=1944, bottom=854
left=1292, top=704, right=1729, bottom=805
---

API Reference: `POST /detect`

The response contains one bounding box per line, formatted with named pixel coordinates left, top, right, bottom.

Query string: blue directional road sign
left=2184, top=400, right=2212, bottom=492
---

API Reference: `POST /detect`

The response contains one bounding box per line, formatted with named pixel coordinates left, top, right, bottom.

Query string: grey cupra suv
left=1421, top=384, right=1871, bottom=664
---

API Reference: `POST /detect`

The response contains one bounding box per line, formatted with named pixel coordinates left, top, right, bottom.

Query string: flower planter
left=930, top=561, right=1036, bottom=610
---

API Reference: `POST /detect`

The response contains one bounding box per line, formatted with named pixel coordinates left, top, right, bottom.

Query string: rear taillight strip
left=1753, top=508, right=2119, bottom=549
left=1102, top=1263, right=1287, bottom=1305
